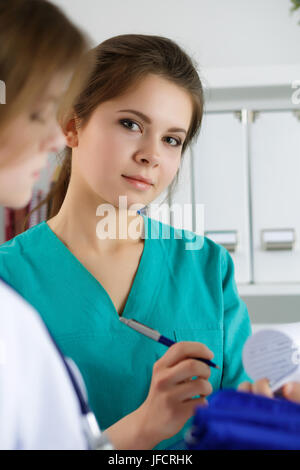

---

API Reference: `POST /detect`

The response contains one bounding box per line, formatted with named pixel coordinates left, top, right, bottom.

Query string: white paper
left=242, top=323, right=300, bottom=392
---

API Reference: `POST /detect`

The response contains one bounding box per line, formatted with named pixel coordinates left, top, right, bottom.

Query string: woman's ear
left=65, top=117, right=79, bottom=148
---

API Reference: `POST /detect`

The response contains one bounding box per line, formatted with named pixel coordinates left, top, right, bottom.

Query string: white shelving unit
left=201, top=80, right=300, bottom=324
left=238, top=283, right=300, bottom=297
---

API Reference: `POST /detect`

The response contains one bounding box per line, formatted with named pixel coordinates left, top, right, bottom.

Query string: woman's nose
left=135, top=139, right=160, bottom=166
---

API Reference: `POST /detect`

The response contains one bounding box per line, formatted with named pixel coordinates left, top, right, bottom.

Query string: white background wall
left=51, top=0, right=300, bottom=87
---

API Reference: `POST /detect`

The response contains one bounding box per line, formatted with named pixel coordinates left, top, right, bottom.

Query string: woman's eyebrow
left=117, top=109, right=187, bottom=135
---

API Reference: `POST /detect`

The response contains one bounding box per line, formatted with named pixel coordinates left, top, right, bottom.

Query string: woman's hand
left=281, top=382, right=300, bottom=402
left=106, top=341, right=214, bottom=449
left=136, top=341, right=214, bottom=447
left=238, top=378, right=300, bottom=403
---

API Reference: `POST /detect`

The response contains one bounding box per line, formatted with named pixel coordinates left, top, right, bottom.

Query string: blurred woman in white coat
left=0, top=0, right=93, bottom=449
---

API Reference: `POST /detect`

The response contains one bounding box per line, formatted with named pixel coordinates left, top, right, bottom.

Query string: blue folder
left=185, top=389, right=300, bottom=450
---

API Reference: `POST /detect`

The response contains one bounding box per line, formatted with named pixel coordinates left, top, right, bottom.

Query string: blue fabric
left=185, top=389, right=300, bottom=450
left=0, top=214, right=252, bottom=450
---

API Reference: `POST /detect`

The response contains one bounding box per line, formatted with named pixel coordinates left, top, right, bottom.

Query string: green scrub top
left=0, top=214, right=251, bottom=450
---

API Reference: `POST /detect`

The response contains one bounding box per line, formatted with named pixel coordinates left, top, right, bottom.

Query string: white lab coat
left=0, top=279, right=88, bottom=449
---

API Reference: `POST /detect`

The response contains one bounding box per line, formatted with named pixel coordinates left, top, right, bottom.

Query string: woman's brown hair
left=0, top=0, right=89, bottom=130
left=27, top=34, right=204, bottom=224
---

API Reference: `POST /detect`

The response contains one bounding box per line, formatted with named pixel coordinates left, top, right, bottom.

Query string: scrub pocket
left=173, top=328, right=223, bottom=391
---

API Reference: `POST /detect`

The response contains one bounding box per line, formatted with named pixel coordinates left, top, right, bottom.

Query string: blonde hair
left=0, top=0, right=89, bottom=131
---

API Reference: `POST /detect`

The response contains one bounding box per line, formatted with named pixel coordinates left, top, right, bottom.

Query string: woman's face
left=72, top=74, right=193, bottom=210
left=0, top=74, right=68, bottom=208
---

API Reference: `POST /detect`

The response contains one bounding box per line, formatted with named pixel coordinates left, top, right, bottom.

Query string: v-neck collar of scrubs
left=42, top=213, right=165, bottom=325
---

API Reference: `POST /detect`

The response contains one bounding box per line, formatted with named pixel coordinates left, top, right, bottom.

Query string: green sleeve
left=220, top=247, right=253, bottom=388
left=0, top=241, right=27, bottom=296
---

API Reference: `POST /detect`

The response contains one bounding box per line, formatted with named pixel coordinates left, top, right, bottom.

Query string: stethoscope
left=0, top=276, right=113, bottom=450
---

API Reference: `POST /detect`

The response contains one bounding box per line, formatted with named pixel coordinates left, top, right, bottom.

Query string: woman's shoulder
left=0, top=221, right=47, bottom=256
left=0, top=222, right=48, bottom=283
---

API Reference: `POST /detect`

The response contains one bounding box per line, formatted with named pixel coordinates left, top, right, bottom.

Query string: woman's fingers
left=177, top=377, right=213, bottom=401
left=167, top=358, right=211, bottom=385
left=238, top=378, right=273, bottom=398
left=157, top=341, right=214, bottom=369
left=282, top=382, right=300, bottom=403
left=151, top=359, right=211, bottom=396
left=238, top=381, right=252, bottom=392
left=252, top=378, right=273, bottom=398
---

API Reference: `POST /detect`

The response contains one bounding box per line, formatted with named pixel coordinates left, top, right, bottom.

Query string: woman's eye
left=120, top=119, right=140, bottom=132
left=164, top=136, right=182, bottom=147
left=119, top=119, right=182, bottom=147
left=30, top=112, right=46, bottom=124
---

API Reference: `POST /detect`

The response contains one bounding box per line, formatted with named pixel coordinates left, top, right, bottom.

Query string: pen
left=119, top=317, right=220, bottom=369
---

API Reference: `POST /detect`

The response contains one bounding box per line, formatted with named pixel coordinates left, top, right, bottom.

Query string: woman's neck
left=47, top=186, right=145, bottom=256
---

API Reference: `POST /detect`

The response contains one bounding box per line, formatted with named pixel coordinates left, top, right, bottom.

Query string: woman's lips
left=122, top=175, right=153, bottom=191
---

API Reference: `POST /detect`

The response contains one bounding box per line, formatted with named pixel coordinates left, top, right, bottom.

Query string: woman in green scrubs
left=0, top=34, right=252, bottom=450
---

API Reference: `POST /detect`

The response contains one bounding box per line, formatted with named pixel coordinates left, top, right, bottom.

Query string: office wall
left=51, top=0, right=300, bottom=74
left=245, top=295, right=300, bottom=325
